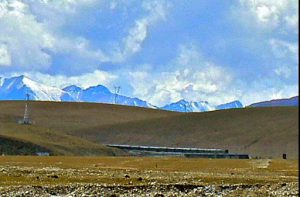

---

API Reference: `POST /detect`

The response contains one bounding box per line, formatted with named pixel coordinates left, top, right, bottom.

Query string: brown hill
left=0, top=101, right=298, bottom=158
left=0, top=101, right=174, bottom=156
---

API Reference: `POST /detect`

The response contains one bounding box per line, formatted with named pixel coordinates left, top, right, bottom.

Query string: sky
left=0, top=0, right=298, bottom=107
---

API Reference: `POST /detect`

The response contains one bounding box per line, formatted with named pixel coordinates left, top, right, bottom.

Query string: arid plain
left=0, top=157, right=298, bottom=196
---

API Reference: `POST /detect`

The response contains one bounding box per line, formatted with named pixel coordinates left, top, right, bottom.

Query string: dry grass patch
left=0, top=157, right=298, bottom=187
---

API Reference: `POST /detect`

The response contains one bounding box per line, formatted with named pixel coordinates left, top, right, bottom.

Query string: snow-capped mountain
left=0, top=75, right=155, bottom=108
left=162, top=99, right=244, bottom=112
left=216, top=100, right=243, bottom=110
left=0, top=75, right=72, bottom=101
left=63, top=84, right=156, bottom=108
left=248, top=96, right=298, bottom=107
left=62, top=85, right=83, bottom=101
left=162, top=99, right=215, bottom=112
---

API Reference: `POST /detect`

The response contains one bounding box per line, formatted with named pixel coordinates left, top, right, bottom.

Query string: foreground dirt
left=1, top=182, right=298, bottom=196
left=0, top=157, right=298, bottom=196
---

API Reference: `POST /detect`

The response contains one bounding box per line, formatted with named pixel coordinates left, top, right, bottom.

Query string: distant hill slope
left=72, top=107, right=298, bottom=159
left=0, top=101, right=298, bottom=158
left=249, top=96, right=298, bottom=107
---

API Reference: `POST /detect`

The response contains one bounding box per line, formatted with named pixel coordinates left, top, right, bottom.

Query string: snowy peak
left=1, top=75, right=27, bottom=90
left=0, top=75, right=68, bottom=101
left=21, top=76, right=66, bottom=101
left=63, top=85, right=83, bottom=92
left=162, top=99, right=244, bottom=112
left=85, top=85, right=111, bottom=94
left=115, top=95, right=157, bottom=109
left=62, top=83, right=156, bottom=108
left=162, top=99, right=215, bottom=112
left=63, top=85, right=83, bottom=101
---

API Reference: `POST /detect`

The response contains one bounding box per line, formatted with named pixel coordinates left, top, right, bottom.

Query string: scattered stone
left=48, top=175, right=59, bottom=179
left=137, top=177, right=143, bottom=181
left=124, top=174, right=130, bottom=179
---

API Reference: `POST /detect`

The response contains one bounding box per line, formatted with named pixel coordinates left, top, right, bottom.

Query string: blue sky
left=0, top=0, right=298, bottom=106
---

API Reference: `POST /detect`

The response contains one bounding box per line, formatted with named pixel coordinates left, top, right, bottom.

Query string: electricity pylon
left=114, top=86, right=121, bottom=104
left=21, top=93, right=31, bottom=124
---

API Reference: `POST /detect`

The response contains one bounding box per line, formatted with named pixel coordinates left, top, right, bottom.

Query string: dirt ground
left=0, top=156, right=298, bottom=196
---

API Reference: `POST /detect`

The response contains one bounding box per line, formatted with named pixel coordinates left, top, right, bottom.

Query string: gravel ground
left=0, top=182, right=298, bottom=196
left=0, top=157, right=298, bottom=196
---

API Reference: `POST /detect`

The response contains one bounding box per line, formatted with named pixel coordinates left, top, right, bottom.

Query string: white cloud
left=0, top=0, right=54, bottom=70
left=0, top=0, right=117, bottom=73
left=35, top=0, right=97, bottom=12
left=240, top=81, right=298, bottom=105
left=130, top=67, right=238, bottom=107
left=285, top=13, right=299, bottom=30
left=122, top=19, right=149, bottom=58
left=26, top=0, right=99, bottom=29
left=117, top=0, right=170, bottom=61
left=0, top=0, right=171, bottom=72
left=274, top=66, right=292, bottom=78
left=0, top=43, right=11, bottom=66
left=129, top=42, right=298, bottom=106
left=238, top=0, right=298, bottom=31
left=129, top=44, right=239, bottom=106
left=270, top=39, right=298, bottom=80
left=269, top=39, right=298, bottom=59
left=30, top=70, right=117, bottom=89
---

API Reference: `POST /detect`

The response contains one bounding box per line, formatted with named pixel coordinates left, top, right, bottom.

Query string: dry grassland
left=0, top=157, right=298, bottom=196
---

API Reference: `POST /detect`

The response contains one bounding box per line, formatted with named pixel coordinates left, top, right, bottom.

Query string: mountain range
left=62, top=84, right=155, bottom=108
left=0, top=75, right=297, bottom=112
left=161, top=99, right=243, bottom=112
left=0, top=75, right=155, bottom=109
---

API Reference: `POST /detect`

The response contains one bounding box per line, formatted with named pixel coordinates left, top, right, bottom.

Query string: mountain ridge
left=248, top=96, right=298, bottom=107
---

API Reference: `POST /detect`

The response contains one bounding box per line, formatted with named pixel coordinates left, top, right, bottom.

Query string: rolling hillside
left=0, top=101, right=174, bottom=156
left=0, top=101, right=298, bottom=158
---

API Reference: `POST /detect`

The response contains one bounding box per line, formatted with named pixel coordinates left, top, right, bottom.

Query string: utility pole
left=114, top=86, right=121, bottom=104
